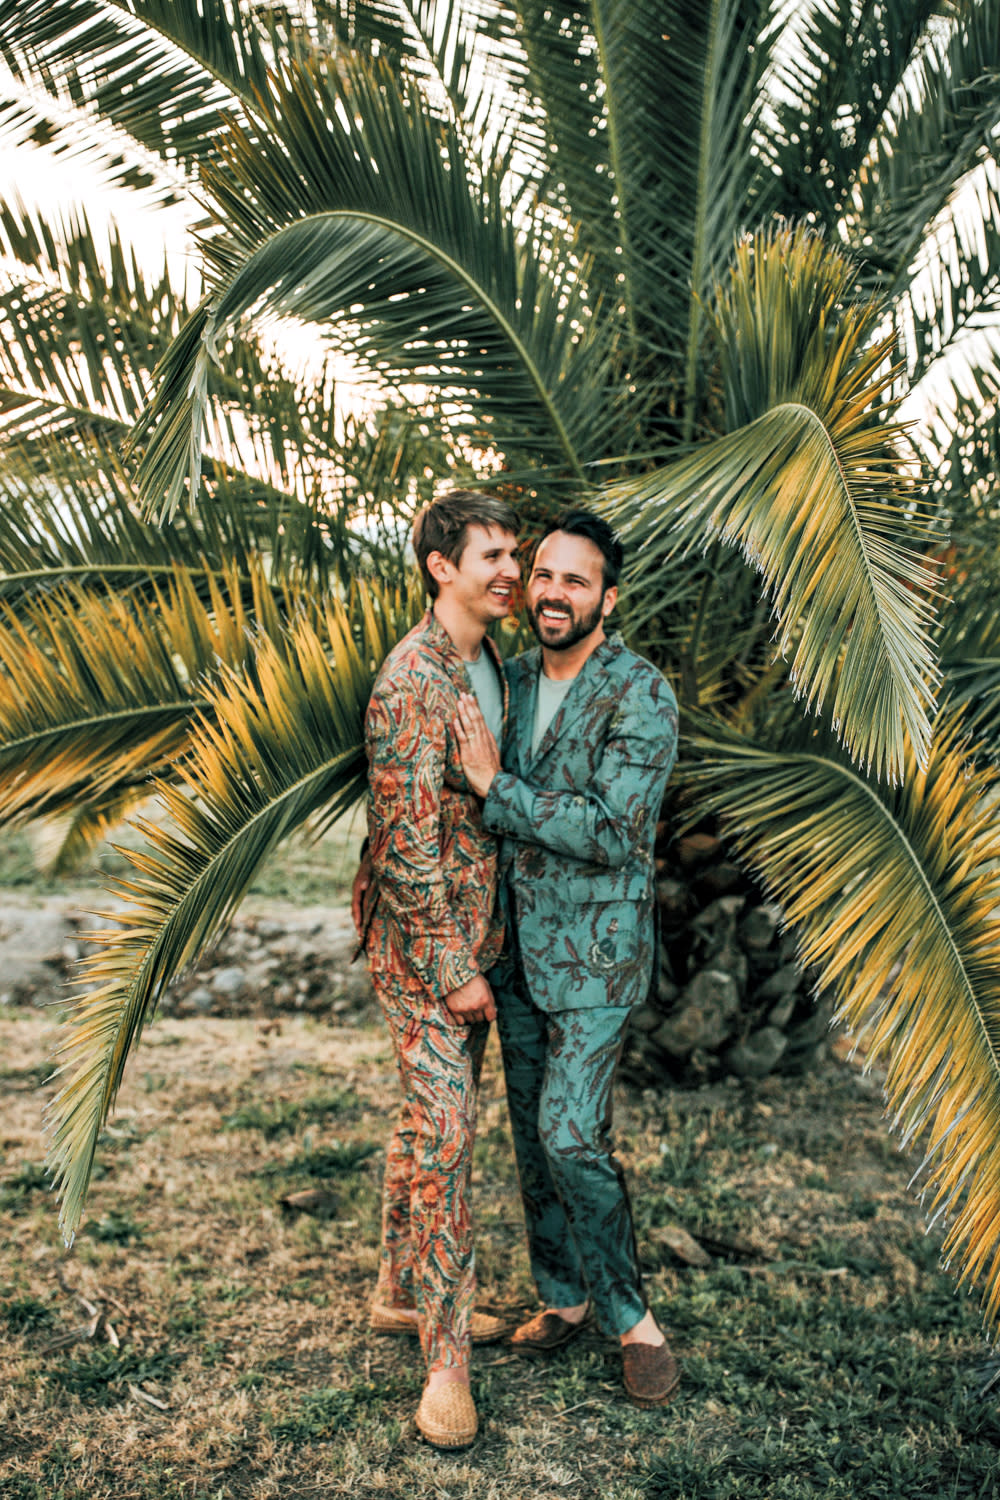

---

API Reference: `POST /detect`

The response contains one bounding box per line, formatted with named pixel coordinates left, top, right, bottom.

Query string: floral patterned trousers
left=493, top=960, right=647, bottom=1336
left=373, top=976, right=489, bottom=1371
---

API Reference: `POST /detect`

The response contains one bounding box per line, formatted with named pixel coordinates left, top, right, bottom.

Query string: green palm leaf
left=32, top=788, right=154, bottom=879
left=683, top=712, right=1000, bottom=1323
left=761, top=0, right=943, bottom=227
left=0, top=562, right=283, bottom=825
left=129, top=49, right=620, bottom=518
left=852, top=1, right=1000, bottom=290
left=605, top=228, right=940, bottom=782
left=0, top=210, right=348, bottom=532
left=0, top=0, right=270, bottom=168
left=0, top=272, right=155, bottom=443
left=498, top=0, right=774, bottom=442
left=318, top=0, right=527, bottom=161
left=45, top=582, right=420, bottom=1242
left=0, top=440, right=268, bottom=604
left=939, top=583, right=1000, bottom=754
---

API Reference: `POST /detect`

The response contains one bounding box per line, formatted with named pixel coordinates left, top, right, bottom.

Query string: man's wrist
left=440, top=958, right=479, bottom=999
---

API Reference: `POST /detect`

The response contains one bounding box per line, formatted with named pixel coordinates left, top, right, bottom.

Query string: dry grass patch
left=2, top=1006, right=998, bottom=1499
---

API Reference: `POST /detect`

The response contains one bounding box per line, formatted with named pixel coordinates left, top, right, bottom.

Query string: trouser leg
left=497, top=972, right=646, bottom=1335
left=373, top=977, right=488, bottom=1370
left=376, top=1091, right=419, bottom=1311
left=495, top=970, right=589, bottom=1309
left=539, top=1005, right=646, bottom=1334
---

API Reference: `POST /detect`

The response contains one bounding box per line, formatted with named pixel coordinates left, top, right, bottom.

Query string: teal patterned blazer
left=483, top=633, right=678, bottom=1012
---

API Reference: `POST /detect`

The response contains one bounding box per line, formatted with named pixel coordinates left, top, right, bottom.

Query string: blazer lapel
left=502, top=648, right=540, bottom=776
left=527, top=636, right=619, bottom=772
left=483, top=632, right=510, bottom=743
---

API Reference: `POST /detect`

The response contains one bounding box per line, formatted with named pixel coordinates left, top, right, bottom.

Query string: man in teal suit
left=455, top=509, right=680, bottom=1407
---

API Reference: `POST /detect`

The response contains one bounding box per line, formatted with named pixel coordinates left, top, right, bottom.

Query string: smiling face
left=525, top=530, right=617, bottom=652
left=431, top=523, right=520, bottom=626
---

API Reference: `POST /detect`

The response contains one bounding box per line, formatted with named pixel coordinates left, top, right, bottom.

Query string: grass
left=2, top=1004, right=999, bottom=1499
left=223, top=1091, right=361, bottom=1140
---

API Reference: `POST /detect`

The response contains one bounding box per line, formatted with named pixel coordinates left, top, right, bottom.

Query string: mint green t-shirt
left=465, top=648, right=504, bottom=746
left=531, top=671, right=574, bottom=757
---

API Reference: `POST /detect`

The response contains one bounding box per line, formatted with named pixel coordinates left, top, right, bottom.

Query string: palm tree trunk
left=623, top=813, right=834, bottom=1085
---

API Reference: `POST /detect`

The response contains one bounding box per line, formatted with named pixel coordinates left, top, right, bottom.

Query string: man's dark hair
left=412, top=489, right=519, bottom=598
left=540, top=509, right=624, bottom=590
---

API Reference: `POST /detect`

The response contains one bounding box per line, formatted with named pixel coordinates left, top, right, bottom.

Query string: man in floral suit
left=455, top=509, right=680, bottom=1408
left=361, top=490, right=520, bottom=1449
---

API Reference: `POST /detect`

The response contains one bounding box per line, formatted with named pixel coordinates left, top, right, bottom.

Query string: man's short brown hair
left=412, top=490, right=519, bottom=598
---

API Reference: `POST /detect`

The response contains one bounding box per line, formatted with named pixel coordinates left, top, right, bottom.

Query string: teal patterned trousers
left=493, top=961, right=647, bottom=1336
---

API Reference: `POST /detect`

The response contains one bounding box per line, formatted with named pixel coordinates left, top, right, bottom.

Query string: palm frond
left=592, top=0, right=772, bottom=411
left=0, top=92, right=189, bottom=254
left=129, top=48, right=621, bottom=518
left=33, top=788, right=154, bottom=879
left=914, top=379, right=1000, bottom=541
left=0, top=562, right=283, bottom=826
left=851, top=0, right=1000, bottom=293
left=0, top=266, right=156, bottom=443
left=45, top=581, right=421, bottom=1242
left=500, top=0, right=773, bottom=435
left=0, top=381, right=451, bottom=613
left=892, top=182, right=1000, bottom=404
left=0, top=440, right=261, bottom=604
left=0, top=213, right=346, bottom=529
left=605, top=227, right=940, bottom=783
left=614, top=541, right=760, bottom=703
left=491, top=3, right=611, bottom=269
left=761, top=0, right=944, bottom=226
left=939, top=580, right=1000, bottom=754
left=316, top=1, right=526, bottom=164
left=0, top=0, right=270, bottom=168
left=683, top=712, right=1000, bottom=1326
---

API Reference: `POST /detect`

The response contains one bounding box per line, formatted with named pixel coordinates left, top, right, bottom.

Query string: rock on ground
left=0, top=891, right=375, bottom=1023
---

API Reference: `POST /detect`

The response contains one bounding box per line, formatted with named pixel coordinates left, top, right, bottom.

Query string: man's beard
left=527, top=595, right=606, bottom=650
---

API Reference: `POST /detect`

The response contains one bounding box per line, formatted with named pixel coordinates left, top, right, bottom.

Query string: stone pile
left=0, top=894, right=375, bottom=1023
left=1, top=830, right=829, bottom=1087
left=624, top=827, right=833, bottom=1084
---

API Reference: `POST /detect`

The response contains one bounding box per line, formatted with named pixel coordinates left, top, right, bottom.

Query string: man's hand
left=455, top=692, right=502, bottom=798
left=444, top=973, right=496, bottom=1025
left=351, top=845, right=377, bottom=941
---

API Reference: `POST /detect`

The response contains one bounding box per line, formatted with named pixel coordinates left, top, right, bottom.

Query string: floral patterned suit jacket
left=364, top=609, right=508, bottom=1009
left=484, top=633, right=678, bottom=1012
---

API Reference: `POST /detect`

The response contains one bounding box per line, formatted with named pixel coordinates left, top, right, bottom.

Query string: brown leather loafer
left=622, top=1339, right=681, bottom=1407
left=370, top=1304, right=510, bottom=1345
left=415, top=1382, right=478, bottom=1449
left=510, top=1308, right=590, bottom=1352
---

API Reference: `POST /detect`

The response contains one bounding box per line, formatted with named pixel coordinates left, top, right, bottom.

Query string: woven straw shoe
left=370, top=1304, right=509, bottom=1344
left=415, top=1382, right=478, bottom=1449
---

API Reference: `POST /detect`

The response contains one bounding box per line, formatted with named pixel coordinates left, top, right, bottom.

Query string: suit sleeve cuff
left=482, top=770, right=532, bottom=836
left=435, top=953, right=480, bottom=998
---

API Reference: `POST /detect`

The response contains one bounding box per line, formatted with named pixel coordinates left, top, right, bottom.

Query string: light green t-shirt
left=531, top=671, right=574, bottom=757
left=465, top=648, right=504, bottom=746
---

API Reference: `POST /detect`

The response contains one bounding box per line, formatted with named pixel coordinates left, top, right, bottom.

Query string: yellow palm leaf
left=45, top=581, right=421, bottom=1242
left=684, top=713, right=1000, bottom=1325
left=604, top=227, right=940, bottom=785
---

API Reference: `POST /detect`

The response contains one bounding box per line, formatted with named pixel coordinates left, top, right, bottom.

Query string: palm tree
left=2, top=0, right=1000, bottom=1323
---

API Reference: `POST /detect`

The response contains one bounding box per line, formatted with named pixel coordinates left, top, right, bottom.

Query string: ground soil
left=2, top=888, right=999, bottom=1500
